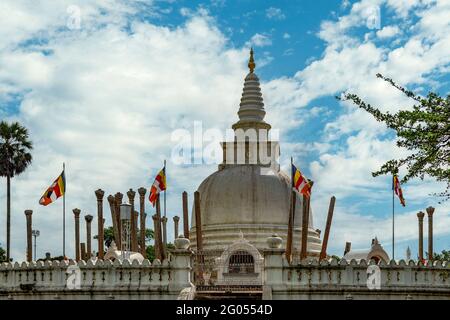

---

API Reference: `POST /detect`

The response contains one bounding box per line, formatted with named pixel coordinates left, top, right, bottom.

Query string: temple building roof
left=343, top=238, right=390, bottom=263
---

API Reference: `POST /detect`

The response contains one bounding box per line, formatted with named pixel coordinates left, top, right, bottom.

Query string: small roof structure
left=343, top=238, right=390, bottom=263
left=104, top=241, right=144, bottom=263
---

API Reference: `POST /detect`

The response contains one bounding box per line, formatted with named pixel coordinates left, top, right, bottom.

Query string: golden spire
left=248, top=47, right=255, bottom=73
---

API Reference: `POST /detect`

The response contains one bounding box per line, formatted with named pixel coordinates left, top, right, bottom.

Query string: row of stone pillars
left=416, top=206, right=435, bottom=262
left=24, top=188, right=196, bottom=262
left=72, top=208, right=96, bottom=261
left=99, top=188, right=149, bottom=259
left=24, top=209, right=94, bottom=262
left=75, top=188, right=192, bottom=261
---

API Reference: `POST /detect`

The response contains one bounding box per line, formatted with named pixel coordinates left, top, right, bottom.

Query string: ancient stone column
left=152, top=214, right=161, bottom=260
left=107, top=195, right=120, bottom=248
left=127, top=189, right=138, bottom=252
left=426, top=206, right=435, bottom=261
left=138, top=187, right=147, bottom=257
left=344, top=242, right=352, bottom=256
left=155, top=197, right=165, bottom=260
left=162, top=216, right=168, bottom=248
left=25, top=210, right=33, bottom=262
left=300, top=195, right=310, bottom=260
left=95, top=189, right=105, bottom=259
left=417, top=211, right=425, bottom=261
left=114, top=192, right=123, bottom=248
left=182, top=191, right=189, bottom=239
left=173, top=216, right=180, bottom=239
left=194, top=191, right=203, bottom=251
left=84, top=214, right=93, bottom=259
left=285, top=188, right=296, bottom=263
left=80, top=243, right=86, bottom=260
left=319, top=196, right=336, bottom=261
left=73, top=208, right=81, bottom=261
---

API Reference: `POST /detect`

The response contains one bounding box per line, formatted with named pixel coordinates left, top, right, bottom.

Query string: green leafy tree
left=0, top=121, right=33, bottom=260
left=0, top=246, right=8, bottom=263
left=432, top=250, right=450, bottom=262
left=146, top=245, right=155, bottom=262
left=94, top=226, right=154, bottom=249
left=146, top=242, right=175, bottom=262
left=340, top=74, right=450, bottom=201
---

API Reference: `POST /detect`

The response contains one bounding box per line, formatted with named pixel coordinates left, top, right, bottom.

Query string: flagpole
left=392, top=175, right=395, bottom=260
left=63, top=162, right=66, bottom=258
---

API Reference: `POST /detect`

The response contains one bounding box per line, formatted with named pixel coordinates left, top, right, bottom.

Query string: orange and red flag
left=39, top=171, right=66, bottom=206
left=393, top=175, right=405, bottom=207
left=149, top=167, right=166, bottom=206
left=292, top=164, right=311, bottom=197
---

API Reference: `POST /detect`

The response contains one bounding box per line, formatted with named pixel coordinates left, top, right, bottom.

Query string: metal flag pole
left=392, top=175, right=395, bottom=260
left=63, top=162, right=66, bottom=258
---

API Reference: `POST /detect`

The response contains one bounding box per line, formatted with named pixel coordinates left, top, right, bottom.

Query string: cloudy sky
left=1, top=0, right=449, bottom=261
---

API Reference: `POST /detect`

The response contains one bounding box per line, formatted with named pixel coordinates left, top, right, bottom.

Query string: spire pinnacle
left=248, top=47, right=255, bottom=73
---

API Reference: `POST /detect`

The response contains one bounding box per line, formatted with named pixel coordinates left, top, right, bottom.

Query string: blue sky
left=0, top=0, right=449, bottom=261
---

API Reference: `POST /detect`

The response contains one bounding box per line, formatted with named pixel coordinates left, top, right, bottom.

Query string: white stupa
left=190, top=49, right=322, bottom=256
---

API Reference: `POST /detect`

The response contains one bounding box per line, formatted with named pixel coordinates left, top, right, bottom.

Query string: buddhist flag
left=149, top=166, right=166, bottom=206
left=393, top=175, right=406, bottom=207
left=292, top=164, right=311, bottom=197
left=39, top=171, right=66, bottom=206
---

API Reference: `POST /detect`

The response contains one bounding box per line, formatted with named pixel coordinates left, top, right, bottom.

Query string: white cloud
left=341, top=0, right=351, bottom=9
left=283, top=32, right=291, bottom=39
left=265, top=7, right=285, bottom=20
left=248, top=33, right=272, bottom=47
left=283, top=48, right=294, bottom=56
left=266, top=0, right=450, bottom=256
left=376, top=25, right=400, bottom=38
left=0, top=3, right=250, bottom=261
left=1, top=0, right=449, bottom=262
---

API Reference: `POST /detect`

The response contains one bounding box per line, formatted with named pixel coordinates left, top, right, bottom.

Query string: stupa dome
left=190, top=165, right=322, bottom=253
left=189, top=48, right=322, bottom=256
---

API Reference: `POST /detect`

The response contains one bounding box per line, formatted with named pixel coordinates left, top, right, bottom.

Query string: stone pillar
left=173, top=216, right=180, bottom=239
left=84, top=214, right=93, bottom=259
left=152, top=214, right=161, bottom=260
left=114, top=192, right=123, bottom=248
left=417, top=211, right=425, bottom=261
left=263, top=247, right=285, bottom=288
left=25, top=210, right=33, bottom=262
left=319, top=196, right=336, bottom=261
left=127, top=189, right=138, bottom=252
left=182, top=191, right=189, bottom=239
left=73, top=208, right=81, bottom=261
left=300, top=195, right=310, bottom=260
left=344, top=242, right=352, bottom=256
left=138, top=187, right=147, bottom=257
left=426, top=206, right=435, bottom=261
left=194, top=191, right=203, bottom=251
left=285, top=188, right=295, bottom=263
left=107, top=195, right=120, bottom=248
left=170, top=238, right=193, bottom=294
left=162, top=216, right=168, bottom=248
left=95, top=189, right=105, bottom=259
left=80, top=243, right=86, bottom=260
left=155, top=197, right=165, bottom=260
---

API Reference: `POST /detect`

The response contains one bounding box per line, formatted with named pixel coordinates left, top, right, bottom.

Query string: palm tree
left=0, top=121, right=33, bottom=261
